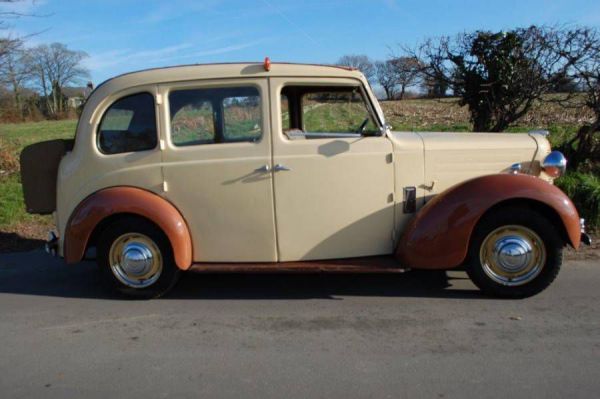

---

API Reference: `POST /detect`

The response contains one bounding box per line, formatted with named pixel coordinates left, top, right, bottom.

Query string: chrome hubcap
left=480, top=225, right=546, bottom=286
left=109, top=233, right=162, bottom=288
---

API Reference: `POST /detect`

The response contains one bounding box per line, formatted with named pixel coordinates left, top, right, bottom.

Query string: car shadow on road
left=171, top=271, right=482, bottom=300
left=0, top=250, right=484, bottom=300
left=0, top=232, right=45, bottom=253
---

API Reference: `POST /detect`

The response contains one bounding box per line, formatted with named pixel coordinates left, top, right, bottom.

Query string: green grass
left=556, top=172, right=600, bottom=231
left=0, top=119, right=77, bottom=229
left=0, top=174, right=49, bottom=227
left=0, top=119, right=76, bottom=149
left=303, top=102, right=378, bottom=133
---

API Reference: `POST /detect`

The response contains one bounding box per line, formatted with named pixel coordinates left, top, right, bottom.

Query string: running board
left=189, top=256, right=409, bottom=274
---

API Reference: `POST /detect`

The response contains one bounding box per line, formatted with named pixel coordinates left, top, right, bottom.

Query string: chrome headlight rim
left=542, top=151, right=567, bottom=178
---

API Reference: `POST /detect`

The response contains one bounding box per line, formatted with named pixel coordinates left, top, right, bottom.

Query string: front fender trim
left=395, top=174, right=581, bottom=270
left=64, top=187, right=193, bottom=270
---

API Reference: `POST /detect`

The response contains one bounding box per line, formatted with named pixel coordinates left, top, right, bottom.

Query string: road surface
left=0, top=250, right=599, bottom=398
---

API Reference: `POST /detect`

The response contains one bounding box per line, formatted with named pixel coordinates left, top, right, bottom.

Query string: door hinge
left=162, top=181, right=168, bottom=192
left=391, top=228, right=398, bottom=242
left=387, top=153, right=394, bottom=164
left=156, top=94, right=163, bottom=105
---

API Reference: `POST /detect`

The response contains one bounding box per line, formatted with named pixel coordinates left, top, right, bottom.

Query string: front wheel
left=97, top=217, right=181, bottom=299
left=466, top=207, right=564, bottom=298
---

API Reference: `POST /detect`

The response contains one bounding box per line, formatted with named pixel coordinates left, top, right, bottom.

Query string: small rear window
left=97, top=93, right=157, bottom=154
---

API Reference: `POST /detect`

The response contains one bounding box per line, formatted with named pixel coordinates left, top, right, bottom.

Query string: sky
left=3, top=0, right=600, bottom=85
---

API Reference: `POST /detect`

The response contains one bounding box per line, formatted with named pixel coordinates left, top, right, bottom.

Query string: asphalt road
left=0, top=250, right=599, bottom=398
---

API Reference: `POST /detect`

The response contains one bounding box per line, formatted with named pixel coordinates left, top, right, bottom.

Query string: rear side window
left=97, top=93, right=157, bottom=154
left=169, top=86, right=261, bottom=146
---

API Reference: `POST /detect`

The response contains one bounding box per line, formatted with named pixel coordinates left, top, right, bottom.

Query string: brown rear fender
left=64, top=187, right=193, bottom=270
left=395, top=174, right=581, bottom=270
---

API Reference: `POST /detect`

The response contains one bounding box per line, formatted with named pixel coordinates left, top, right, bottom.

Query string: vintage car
left=20, top=60, right=591, bottom=298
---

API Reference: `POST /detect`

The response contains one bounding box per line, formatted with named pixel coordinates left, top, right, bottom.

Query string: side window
left=223, top=94, right=261, bottom=142
left=169, top=86, right=262, bottom=146
left=98, top=93, right=157, bottom=154
left=302, top=90, right=377, bottom=135
left=171, top=99, right=215, bottom=145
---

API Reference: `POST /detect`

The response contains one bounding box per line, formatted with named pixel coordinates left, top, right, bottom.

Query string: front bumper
left=580, top=218, right=592, bottom=246
left=581, top=233, right=592, bottom=246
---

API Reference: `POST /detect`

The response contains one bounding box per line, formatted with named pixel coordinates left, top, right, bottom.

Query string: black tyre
left=466, top=207, right=564, bottom=298
left=97, top=217, right=181, bottom=299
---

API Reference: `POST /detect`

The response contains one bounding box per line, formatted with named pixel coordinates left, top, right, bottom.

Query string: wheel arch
left=87, top=212, right=162, bottom=254
left=64, top=187, right=193, bottom=270
left=395, top=174, right=581, bottom=270
left=471, top=198, right=572, bottom=251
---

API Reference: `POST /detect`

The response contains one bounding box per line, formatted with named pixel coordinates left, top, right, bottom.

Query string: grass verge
left=556, top=172, right=600, bottom=232
left=0, top=119, right=76, bottom=251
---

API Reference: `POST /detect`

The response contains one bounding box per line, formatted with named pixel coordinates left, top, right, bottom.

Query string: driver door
left=269, top=78, right=395, bottom=261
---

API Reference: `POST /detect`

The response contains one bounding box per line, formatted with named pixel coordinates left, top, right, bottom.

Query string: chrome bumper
left=581, top=233, right=592, bottom=246
left=45, top=231, right=59, bottom=256
left=580, top=218, right=592, bottom=246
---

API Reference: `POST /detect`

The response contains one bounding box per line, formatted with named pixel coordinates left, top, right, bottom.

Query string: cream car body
left=19, top=62, right=585, bottom=298
left=56, top=63, right=549, bottom=262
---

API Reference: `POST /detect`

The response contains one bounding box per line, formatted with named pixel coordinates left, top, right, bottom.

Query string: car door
left=159, top=78, right=277, bottom=262
left=269, top=77, right=395, bottom=261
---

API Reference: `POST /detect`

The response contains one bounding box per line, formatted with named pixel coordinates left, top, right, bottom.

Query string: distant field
left=381, top=97, right=594, bottom=147
left=0, top=98, right=593, bottom=251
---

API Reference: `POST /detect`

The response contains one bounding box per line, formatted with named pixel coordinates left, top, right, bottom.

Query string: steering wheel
left=356, top=117, right=370, bottom=134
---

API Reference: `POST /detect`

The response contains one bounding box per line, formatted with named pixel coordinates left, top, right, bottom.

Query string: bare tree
left=390, top=56, right=420, bottom=100
left=405, top=26, right=572, bottom=132
left=0, top=0, right=35, bottom=54
left=0, top=1, right=28, bottom=68
left=0, top=43, right=32, bottom=118
left=0, top=1, right=31, bottom=119
left=26, top=42, right=90, bottom=116
left=337, top=54, right=375, bottom=83
left=375, top=60, right=398, bottom=100
left=552, top=27, right=600, bottom=169
left=403, top=36, right=451, bottom=99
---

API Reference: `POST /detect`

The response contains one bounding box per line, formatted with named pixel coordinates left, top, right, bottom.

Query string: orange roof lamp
left=264, top=57, right=271, bottom=71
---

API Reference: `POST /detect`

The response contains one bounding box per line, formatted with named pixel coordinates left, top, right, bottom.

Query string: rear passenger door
left=159, top=79, right=277, bottom=262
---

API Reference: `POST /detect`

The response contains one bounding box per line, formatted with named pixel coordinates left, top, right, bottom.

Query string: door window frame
left=277, top=79, right=385, bottom=141
left=160, top=79, right=267, bottom=152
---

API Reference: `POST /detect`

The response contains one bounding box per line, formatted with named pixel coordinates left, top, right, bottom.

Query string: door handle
left=273, top=164, right=291, bottom=172
left=255, top=164, right=271, bottom=173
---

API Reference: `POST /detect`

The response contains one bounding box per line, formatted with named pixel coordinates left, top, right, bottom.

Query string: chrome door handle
left=273, top=164, right=291, bottom=172
left=255, top=164, right=271, bottom=173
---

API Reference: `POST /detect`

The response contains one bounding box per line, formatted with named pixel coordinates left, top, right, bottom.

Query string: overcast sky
left=3, top=0, right=600, bottom=84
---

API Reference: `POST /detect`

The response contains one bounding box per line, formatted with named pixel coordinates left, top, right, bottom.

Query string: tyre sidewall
left=97, top=218, right=180, bottom=299
left=467, top=208, right=563, bottom=298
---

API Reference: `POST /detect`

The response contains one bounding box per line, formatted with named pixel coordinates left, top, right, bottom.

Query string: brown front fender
left=395, top=174, right=581, bottom=270
left=64, top=187, right=193, bottom=270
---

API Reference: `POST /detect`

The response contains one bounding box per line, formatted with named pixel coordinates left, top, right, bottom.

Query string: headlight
left=542, top=151, right=567, bottom=178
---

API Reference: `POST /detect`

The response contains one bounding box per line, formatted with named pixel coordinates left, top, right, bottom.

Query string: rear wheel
left=466, top=207, right=564, bottom=298
left=97, top=217, right=181, bottom=298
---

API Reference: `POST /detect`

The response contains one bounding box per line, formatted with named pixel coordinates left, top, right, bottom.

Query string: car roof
left=94, top=62, right=365, bottom=94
